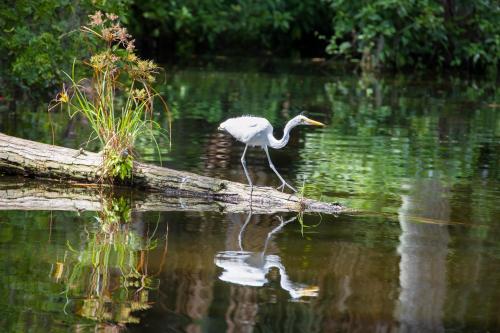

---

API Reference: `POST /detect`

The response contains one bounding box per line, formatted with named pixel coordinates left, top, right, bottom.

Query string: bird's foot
left=277, top=182, right=297, bottom=193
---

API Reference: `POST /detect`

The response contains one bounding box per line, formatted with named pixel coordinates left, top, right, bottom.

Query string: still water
left=0, top=60, right=499, bottom=332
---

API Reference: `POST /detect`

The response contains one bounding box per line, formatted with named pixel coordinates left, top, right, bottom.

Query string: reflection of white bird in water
left=218, top=115, right=325, bottom=192
left=215, top=214, right=319, bottom=299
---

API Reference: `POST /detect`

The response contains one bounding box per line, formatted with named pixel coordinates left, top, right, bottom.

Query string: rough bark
left=0, top=133, right=345, bottom=214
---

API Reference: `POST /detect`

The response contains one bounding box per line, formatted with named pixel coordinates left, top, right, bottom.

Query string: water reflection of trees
left=157, top=68, right=499, bottom=209
left=298, top=73, right=499, bottom=212
left=4, top=68, right=498, bottom=196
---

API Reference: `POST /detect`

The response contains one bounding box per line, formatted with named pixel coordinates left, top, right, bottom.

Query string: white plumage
left=218, top=114, right=325, bottom=192
left=219, top=116, right=272, bottom=146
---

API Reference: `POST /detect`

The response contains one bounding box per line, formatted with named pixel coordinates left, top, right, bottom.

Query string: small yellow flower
left=127, top=52, right=138, bottom=62
left=57, top=87, right=69, bottom=103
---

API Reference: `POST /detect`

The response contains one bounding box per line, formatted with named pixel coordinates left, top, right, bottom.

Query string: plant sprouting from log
left=50, top=11, right=170, bottom=181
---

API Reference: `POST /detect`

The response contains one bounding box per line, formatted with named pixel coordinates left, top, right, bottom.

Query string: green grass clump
left=53, top=11, right=169, bottom=181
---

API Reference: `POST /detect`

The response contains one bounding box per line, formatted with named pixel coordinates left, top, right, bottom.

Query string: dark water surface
left=0, top=61, right=499, bottom=332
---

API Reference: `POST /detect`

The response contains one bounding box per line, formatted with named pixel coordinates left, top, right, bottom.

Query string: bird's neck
left=267, top=120, right=297, bottom=149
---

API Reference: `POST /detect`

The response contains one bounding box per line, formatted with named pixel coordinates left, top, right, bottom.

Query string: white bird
left=218, top=114, right=325, bottom=192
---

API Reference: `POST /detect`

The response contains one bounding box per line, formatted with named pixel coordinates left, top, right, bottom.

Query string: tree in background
left=130, top=0, right=331, bottom=57
left=1, top=0, right=498, bottom=102
left=325, top=0, right=500, bottom=70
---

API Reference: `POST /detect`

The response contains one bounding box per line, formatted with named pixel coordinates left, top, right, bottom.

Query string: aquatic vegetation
left=51, top=11, right=170, bottom=182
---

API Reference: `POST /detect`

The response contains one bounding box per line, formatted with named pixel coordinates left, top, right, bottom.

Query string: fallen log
left=0, top=179, right=338, bottom=214
left=0, top=133, right=345, bottom=214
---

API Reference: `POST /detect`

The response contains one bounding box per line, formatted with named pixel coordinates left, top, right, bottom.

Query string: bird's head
left=295, top=114, right=325, bottom=127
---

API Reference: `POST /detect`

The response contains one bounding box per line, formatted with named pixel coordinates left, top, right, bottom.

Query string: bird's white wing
left=220, top=116, right=271, bottom=144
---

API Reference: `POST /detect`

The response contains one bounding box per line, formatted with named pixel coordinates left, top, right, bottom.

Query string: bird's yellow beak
left=304, top=118, right=325, bottom=127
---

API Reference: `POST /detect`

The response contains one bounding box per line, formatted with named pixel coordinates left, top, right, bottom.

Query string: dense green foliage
left=325, top=0, right=500, bottom=70
left=0, top=0, right=499, bottom=100
left=132, top=0, right=499, bottom=71
left=0, top=0, right=131, bottom=99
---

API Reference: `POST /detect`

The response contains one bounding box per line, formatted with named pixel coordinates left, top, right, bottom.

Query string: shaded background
left=0, top=0, right=498, bottom=102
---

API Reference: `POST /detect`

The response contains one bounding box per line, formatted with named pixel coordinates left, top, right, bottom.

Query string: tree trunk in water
left=0, top=133, right=345, bottom=214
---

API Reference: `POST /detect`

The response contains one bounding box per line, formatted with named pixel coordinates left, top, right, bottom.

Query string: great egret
left=218, top=114, right=325, bottom=192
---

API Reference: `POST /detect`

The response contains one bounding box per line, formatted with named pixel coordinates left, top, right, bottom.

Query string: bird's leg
left=241, top=144, right=253, bottom=193
left=264, top=146, right=297, bottom=193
